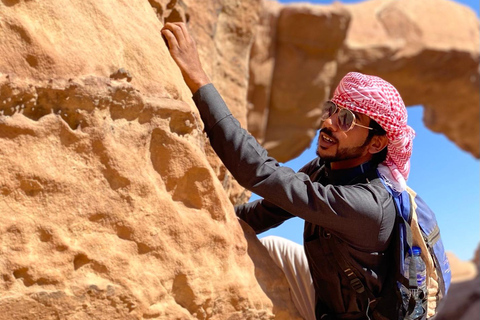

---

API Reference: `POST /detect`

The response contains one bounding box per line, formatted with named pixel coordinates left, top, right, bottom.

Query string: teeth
left=323, top=134, right=334, bottom=143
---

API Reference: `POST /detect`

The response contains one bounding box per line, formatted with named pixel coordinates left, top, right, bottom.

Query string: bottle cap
left=407, top=246, right=421, bottom=255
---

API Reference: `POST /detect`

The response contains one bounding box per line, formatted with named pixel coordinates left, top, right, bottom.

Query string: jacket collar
left=323, top=160, right=376, bottom=185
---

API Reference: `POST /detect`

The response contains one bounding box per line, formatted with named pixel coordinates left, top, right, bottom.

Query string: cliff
left=248, top=0, right=479, bottom=162
left=0, top=0, right=478, bottom=319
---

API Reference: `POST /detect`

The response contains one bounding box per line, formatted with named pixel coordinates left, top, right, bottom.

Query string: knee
left=260, top=235, right=289, bottom=252
left=260, top=236, right=303, bottom=257
left=260, top=235, right=284, bottom=246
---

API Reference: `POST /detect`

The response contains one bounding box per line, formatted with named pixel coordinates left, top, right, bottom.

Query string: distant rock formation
left=437, top=248, right=480, bottom=319
left=437, top=277, right=480, bottom=320
left=0, top=0, right=478, bottom=319
left=248, top=0, right=479, bottom=162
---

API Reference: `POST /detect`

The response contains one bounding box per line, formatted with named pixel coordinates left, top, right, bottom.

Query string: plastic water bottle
left=404, top=246, right=427, bottom=320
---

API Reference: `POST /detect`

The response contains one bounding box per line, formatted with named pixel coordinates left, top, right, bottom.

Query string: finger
left=161, top=32, right=170, bottom=50
left=161, top=29, right=178, bottom=51
left=174, top=22, right=192, bottom=43
left=163, top=22, right=186, bottom=47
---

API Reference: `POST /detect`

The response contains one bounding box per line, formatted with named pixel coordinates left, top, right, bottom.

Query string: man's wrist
left=184, top=71, right=210, bottom=94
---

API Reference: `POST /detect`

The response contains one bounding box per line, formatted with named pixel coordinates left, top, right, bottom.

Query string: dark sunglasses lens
left=338, top=109, right=354, bottom=131
left=321, top=101, right=337, bottom=120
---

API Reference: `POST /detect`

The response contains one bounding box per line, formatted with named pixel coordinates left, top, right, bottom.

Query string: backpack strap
left=329, top=237, right=368, bottom=296
left=326, top=235, right=377, bottom=316
left=377, top=173, right=420, bottom=317
left=406, top=188, right=435, bottom=274
left=406, top=187, right=441, bottom=318
left=377, top=174, right=414, bottom=282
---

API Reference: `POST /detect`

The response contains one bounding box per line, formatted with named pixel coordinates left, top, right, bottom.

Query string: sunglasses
left=320, top=101, right=375, bottom=132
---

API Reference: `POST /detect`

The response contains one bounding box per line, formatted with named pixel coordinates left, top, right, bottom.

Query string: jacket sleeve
left=192, top=84, right=394, bottom=251
left=234, top=199, right=294, bottom=234
left=234, top=158, right=319, bottom=233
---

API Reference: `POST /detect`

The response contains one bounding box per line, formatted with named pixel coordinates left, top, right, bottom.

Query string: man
left=161, top=22, right=415, bottom=320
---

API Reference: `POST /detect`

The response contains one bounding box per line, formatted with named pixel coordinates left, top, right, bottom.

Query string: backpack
left=331, top=179, right=451, bottom=319
left=374, top=180, right=451, bottom=319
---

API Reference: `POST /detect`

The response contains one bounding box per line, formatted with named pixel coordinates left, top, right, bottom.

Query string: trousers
left=260, top=236, right=316, bottom=320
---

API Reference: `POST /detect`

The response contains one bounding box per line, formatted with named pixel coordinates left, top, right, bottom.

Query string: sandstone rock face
left=0, top=0, right=187, bottom=100
left=0, top=75, right=301, bottom=319
left=436, top=276, right=480, bottom=320
left=436, top=251, right=480, bottom=319
left=0, top=1, right=302, bottom=319
left=247, top=1, right=282, bottom=145
left=447, top=251, right=478, bottom=283
left=249, top=2, right=351, bottom=162
left=1, top=0, right=479, bottom=319
left=435, top=246, right=480, bottom=319
left=248, top=0, right=479, bottom=161
left=181, top=0, right=260, bottom=206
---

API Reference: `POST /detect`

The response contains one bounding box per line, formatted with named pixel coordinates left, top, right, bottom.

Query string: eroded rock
left=0, top=0, right=301, bottom=318
left=248, top=0, right=479, bottom=161
left=1, top=0, right=478, bottom=319
left=0, top=75, right=301, bottom=319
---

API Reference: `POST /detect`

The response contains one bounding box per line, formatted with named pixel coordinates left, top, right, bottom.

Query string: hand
left=161, top=22, right=211, bottom=94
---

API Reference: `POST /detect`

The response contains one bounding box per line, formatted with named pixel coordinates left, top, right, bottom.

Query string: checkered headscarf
left=331, top=72, right=415, bottom=192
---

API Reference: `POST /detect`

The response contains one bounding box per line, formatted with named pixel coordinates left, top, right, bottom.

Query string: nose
left=322, top=111, right=339, bottom=131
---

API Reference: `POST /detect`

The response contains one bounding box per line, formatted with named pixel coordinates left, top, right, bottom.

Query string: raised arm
left=233, top=159, right=320, bottom=234
left=161, top=23, right=394, bottom=250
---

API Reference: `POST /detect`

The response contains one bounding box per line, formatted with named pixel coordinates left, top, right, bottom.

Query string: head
left=317, top=72, right=414, bottom=179
left=317, top=103, right=388, bottom=169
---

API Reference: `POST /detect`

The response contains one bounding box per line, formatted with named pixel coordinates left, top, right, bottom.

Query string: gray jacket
left=193, top=84, right=397, bottom=319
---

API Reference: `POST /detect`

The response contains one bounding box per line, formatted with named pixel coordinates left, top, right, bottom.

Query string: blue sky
left=251, top=0, right=479, bottom=261
left=278, top=0, right=479, bottom=16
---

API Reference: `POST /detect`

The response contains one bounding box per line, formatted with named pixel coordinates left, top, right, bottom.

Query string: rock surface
left=0, top=74, right=302, bottom=319
left=437, top=249, right=480, bottom=319
left=0, top=0, right=478, bottom=319
left=0, top=0, right=301, bottom=319
left=248, top=0, right=479, bottom=161
left=436, top=276, right=480, bottom=320
left=447, top=251, right=478, bottom=283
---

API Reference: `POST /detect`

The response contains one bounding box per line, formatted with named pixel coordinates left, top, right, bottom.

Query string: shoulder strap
left=406, top=188, right=436, bottom=280
left=326, top=235, right=377, bottom=314
left=377, top=174, right=414, bottom=284
left=330, top=237, right=369, bottom=295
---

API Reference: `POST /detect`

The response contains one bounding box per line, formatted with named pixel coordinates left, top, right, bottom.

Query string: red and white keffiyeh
left=331, top=72, right=415, bottom=192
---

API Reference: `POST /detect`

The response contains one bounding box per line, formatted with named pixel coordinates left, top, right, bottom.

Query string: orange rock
left=1, top=0, right=478, bottom=319
left=447, top=252, right=478, bottom=283
left=248, top=0, right=479, bottom=161
left=0, top=0, right=301, bottom=319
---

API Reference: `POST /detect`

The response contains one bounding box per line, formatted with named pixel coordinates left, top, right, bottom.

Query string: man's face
left=316, top=108, right=374, bottom=169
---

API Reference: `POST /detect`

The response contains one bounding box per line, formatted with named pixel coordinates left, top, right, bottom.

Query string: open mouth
left=320, top=131, right=337, bottom=145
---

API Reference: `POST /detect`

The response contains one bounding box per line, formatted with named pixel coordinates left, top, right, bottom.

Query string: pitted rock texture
left=248, top=0, right=479, bottom=162
left=0, top=0, right=301, bottom=319
left=0, top=76, right=301, bottom=319
left=1, top=0, right=479, bottom=319
left=0, top=0, right=256, bottom=205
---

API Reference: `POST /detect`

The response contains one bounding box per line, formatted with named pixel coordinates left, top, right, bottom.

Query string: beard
left=316, top=128, right=372, bottom=162
left=318, top=145, right=367, bottom=162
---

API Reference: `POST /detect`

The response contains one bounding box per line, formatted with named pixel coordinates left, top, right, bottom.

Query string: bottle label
left=417, top=274, right=426, bottom=285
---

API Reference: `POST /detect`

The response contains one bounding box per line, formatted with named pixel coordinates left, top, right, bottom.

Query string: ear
left=368, top=135, right=389, bottom=155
